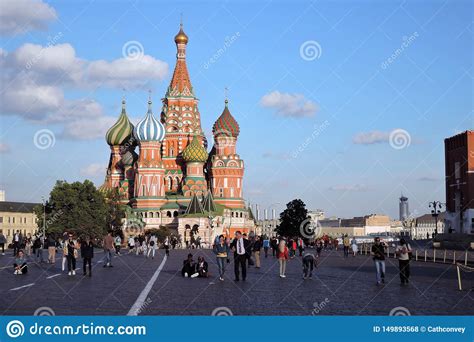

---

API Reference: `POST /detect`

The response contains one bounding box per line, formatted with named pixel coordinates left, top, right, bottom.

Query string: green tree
left=146, top=226, right=171, bottom=244
left=104, top=188, right=127, bottom=238
left=275, top=199, right=310, bottom=238
left=35, top=180, right=111, bottom=238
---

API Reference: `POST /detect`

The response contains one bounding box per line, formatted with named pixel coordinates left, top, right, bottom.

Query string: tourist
left=371, top=237, right=386, bottom=285
left=147, top=234, right=157, bottom=259
left=114, top=234, right=122, bottom=255
left=81, top=237, right=94, bottom=277
left=181, top=253, right=197, bottom=278
left=334, top=238, right=339, bottom=251
left=128, top=235, right=135, bottom=254
left=298, top=237, right=304, bottom=256
left=262, top=236, right=270, bottom=258
left=103, top=231, right=114, bottom=267
left=316, top=240, right=323, bottom=258
left=302, top=250, right=317, bottom=279
left=196, top=256, right=209, bottom=278
left=351, top=237, right=358, bottom=257
left=230, top=231, right=249, bottom=281
left=47, top=234, right=56, bottom=264
left=0, top=230, right=6, bottom=255
left=13, top=231, right=21, bottom=256
left=164, top=236, right=170, bottom=256
left=253, top=235, right=262, bottom=268
left=34, top=235, right=44, bottom=263
left=13, top=250, right=27, bottom=275
left=213, top=234, right=229, bottom=281
left=66, top=238, right=77, bottom=276
left=343, top=235, right=350, bottom=258
left=61, top=234, right=70, bottom=271
left=271, top=237, right=278, bottom=257
left=278, top=239, right=289, bottom=278
left=395, top=238, right=412, bottom=285
left=25, top=234, right=32, bottom=256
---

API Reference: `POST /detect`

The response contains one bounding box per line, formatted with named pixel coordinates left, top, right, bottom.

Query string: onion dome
left=182, top=135, right=208, bottom=163
left=106, top=99, right=134, bottom=146
left=212, top=100, right=240, bottom=138
left=133, top=98, right=165, bottom=142
left=174, top=23, right=188, bottom=45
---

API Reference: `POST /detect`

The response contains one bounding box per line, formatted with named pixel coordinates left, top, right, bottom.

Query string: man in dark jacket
left=230, top=231, right=250, bottom=281
left=81, top=238, right=94, bottom=276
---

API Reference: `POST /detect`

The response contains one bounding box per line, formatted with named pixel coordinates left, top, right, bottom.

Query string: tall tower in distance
left=399, top=194, right=409, bottom=221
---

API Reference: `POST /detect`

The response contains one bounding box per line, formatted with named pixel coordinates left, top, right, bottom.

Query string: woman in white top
left=351, top=237, right=358, bottom=257
left=147, top=235, right=157, bottom=259
left=395, top=238, right=412, bottom=285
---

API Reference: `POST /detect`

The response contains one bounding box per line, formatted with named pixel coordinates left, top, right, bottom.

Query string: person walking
left=343, top=235, right=350, bottom=258
left=147, top=234, right=157, bottom=259
left=103, top=231, right=114, bottom=267
left=213, top=235, right=229, bottom=281
left=351, top=237, right=358, bottom=257
left=13, top=250, right=27, bottom=275
left=114, top=235, right=122, bottom=255
left=278, top=239, right=289, bottom=278
left=81, top=237, right=94, bottom=277
left=316, top=239, right=323, bottom=258
left=34, top=235, right=44, bottom=263
left=62, top=234, right=70, bottom=271
left=47, top=234, right=56, bottom=264
left=13, top=231, right=21, bottom=256
left=66, top=238, right=77, bottom=276
left=371, top=237, right=386, bottom=285
left=128, top=236, right=135, bottom=254
left=164, top=236, right=170, bottom=257
left=395, top=238, right=412, bottom=285
left=0, top=230, right=6, bottom=255
left=298, top=238, right=305, bottom=257
left=230, top=231, right=249, bottom=281
left=25, top=234, right=32, bottom=256
left=263, top=237, right=270, bottom=258
left=302, top=250, right=317, bottom=279
left=253, top=236, right=262, bottom=268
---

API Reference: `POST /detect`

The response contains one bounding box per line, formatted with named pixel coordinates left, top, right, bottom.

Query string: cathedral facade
left=100, top=23, right=255, bottom=246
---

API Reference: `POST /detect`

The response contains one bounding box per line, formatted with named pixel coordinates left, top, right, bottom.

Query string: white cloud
left=260, top=91, right=318, bottom=117
left=328, top=184, right=369, bottom=192
left=80, top=163, right=106, bottom=177
left=62, top=115, right=116, bottom=140
left=352, top=131, right=390, bottom=145
left=0, top=0, right=57, bottom=36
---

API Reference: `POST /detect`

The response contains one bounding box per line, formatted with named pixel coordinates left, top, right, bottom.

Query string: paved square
left=0, top=248, right=472, bottom=316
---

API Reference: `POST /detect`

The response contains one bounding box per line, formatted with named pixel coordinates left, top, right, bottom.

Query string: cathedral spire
left=167, top=21, right=192, bottom=97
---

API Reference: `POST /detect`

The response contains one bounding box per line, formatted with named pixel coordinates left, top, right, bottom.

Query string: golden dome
left=174, top=24, right=188, bottom=44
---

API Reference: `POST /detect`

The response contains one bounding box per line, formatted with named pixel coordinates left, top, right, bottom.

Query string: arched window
left=167, top=211, right=172, bottom=218
left=168, top=177, right=173, bottom=190
left=155, top=212, right=160, bottom=218
left=149, top=212, right=154, bottom=218
left=173, top=211, right=178, bottom=217
left=144, top=212, right=148, bottom=218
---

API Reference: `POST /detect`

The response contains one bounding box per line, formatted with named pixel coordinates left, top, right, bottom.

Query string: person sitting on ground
left=302, top=250, right=317, bottom=279
left=196, top=256, right=209, bottom=278
left=181, top=253, right=197, bottom=278
left=13, top=250, right=27, bottom=275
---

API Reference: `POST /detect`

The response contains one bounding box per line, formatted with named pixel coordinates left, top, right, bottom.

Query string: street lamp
left=429, top=200, right=443, bottom=236
left=41, top=196, right=46, bottom=242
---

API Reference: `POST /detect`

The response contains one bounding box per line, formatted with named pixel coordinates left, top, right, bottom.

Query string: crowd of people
left=1, top=227, right=413, bottom=286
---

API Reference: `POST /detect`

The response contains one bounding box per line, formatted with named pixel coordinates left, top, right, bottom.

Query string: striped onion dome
left=106, top=99, right=134, bottom=146
left=182, top=135, right=208, bottom=163
left=212, top=100, right=240, bottom=138
left=133, top=99, right=165, bottom=142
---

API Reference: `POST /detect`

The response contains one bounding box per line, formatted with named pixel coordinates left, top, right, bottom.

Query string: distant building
left=444, top=130, right=474, bottom=235
left=317, top=214, right=401, bottom=237
left=256, top=218, right=279, bottom=237
left=399, top=195, right=409, bottom=221
left=0, top=201, right=39, bottom=241
left=412, top=213, right=445, bottom=240
left=308, top=209, right=325, bottom=221
left=0, top=190, right=5, bottom=202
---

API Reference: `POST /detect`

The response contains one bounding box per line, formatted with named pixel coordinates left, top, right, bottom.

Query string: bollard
left=424, top=250, right=427, bottom=262
left=433, top=249, right=436, bottom=263
left=457, top=265, right=462, bottom=291
left=443, top=250, right=447, bottom=263
left=415, top=249, right=418, bottom=261
left=465, top=251, right=468, bottom=266
left=453, top=251, right=456, bottom=265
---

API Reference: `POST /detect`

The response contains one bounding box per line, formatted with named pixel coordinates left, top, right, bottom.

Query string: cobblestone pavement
left=0, top=248, right=472, bottom=316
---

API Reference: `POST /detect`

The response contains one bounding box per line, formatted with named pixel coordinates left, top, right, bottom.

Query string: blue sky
left=0, top=0, right=472, bottom=219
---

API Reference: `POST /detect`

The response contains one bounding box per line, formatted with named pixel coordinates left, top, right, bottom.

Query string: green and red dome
left=212, top=100, right=240, bottom=138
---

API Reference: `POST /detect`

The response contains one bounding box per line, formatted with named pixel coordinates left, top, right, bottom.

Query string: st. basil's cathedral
left=100, top=23, right=256, bottom=246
